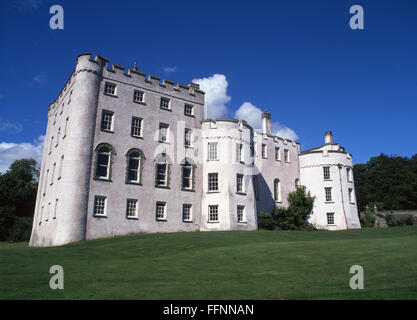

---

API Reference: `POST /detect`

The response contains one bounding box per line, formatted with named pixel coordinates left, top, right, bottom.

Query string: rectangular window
left=275, top=147, right=281, bottom=161
left=159, top=123, right=169, bottom=142
left=56, top=127, right=61, bottom=146
left=182, top=164, right=192, bottom=190
left=236, top=174, right=244, bottom=193
left=323, top=167, right=331, bottom=180
left=39, top=206, right=44, bottom=225
left=185, top=129, right=192, bottom=147
left=284, top=149, right=290, bottom=163
left=44, top=170, right=49, bottom=194
left=262, top=144, right=267, bottom=158
left=133, top=90, right=144, bottom=103
left=94, top=196, right=107, bottom=216
left=184, top=104, right=193, bottom=116
left=49, top=136, right=54, bottom=154
left=208, top=205, right=219, bottom=222
left=156, top=202, right=166, bottom=220
left=53, top=199, right=58, bottom=219
left=156, top=164, right=168, bottom=186
left=327, top=212, right=335, bottom=225
left=101, top=110, right=114, bottom=132
left=58, top=155, right=64, bottom=179
left=347, top=167, right=352, bottom=182
left=51, top=163, right=56, bottom=185
left=236, top=143, right=243, bottom=162
left=208, top=142, right=218, bottom=161
left=325, top=187, right=332, bottom=202
left=182, top=204, right=192, bottom=222
left=349, top=188, right=354, bottom=203
left=104, top=82, right=116, bottom=96
left=208, top=173, right=218, bottom=191
left=237, top=205, right=245, bottom=223
left=46, top=202, right=50, bottom=221
left=126, top=199, right=138, bottom=218
left=63, top=117, right=69, bottom=138
left=131, top=117, right=143, bottom=137
left=160, top=97, right=170, bottom=110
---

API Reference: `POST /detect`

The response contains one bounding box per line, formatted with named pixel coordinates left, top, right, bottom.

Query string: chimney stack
left=262, top=111, right=272, bottom=136
left=324, top=131, right=333, bottom=144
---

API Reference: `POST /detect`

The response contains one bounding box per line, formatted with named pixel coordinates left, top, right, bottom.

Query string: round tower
left=200, top=119, right=257, bottom=231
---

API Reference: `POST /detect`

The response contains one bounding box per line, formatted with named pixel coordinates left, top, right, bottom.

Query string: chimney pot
left=324, top=131, right=333, bottom=144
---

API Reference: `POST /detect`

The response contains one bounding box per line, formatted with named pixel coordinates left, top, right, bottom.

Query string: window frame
left=184, top=103, right=194, bottom=116
left=327, top=212, right=335, bottom=225
left=325, top=187, right=333, bottom=202
left=160, top=97, right=171, bottom=110
left=131, top=116, right=143, bottom=138
left=237, top=205, right=245, bottom=223
left=100, top=110, right=114, bottom=132
left=155, top=201, right=167, bottom=221
left=133, top=89, right=145, bottom=103
left=208, top=173, right=219, bottom=192
left=93, top=196, right=107, bottom=217
left=323, top=166, right=331, bottom=180
left=104, top=82, right=117, bottom=96
left=182, top=204, right=192, bottom=222
left=208, top=205, right=219, bottom=223
left=126, top=199, right=139, bottom=219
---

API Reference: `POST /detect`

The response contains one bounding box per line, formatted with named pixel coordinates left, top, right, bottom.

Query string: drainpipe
left=338, top=163, right=349, bottom=229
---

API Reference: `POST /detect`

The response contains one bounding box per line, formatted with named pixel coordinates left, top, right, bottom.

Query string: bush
left=385, top=213, right=415, bottom=227
left=257, top=212, right=275, bottom=230
left=360, top=206, right=376, bottom=228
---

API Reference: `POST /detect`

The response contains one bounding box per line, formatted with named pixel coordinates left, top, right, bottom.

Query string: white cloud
left=0, top=118, right=23, bottom=134
left=0, top=136, right=44, bottom=173
left=192, top=74, right=231, bottom=119
left=33, top=73, right=47, bottom=85
left=235, top=102, right=298, bottom=141
left=162, top=66, right=177, bottom=74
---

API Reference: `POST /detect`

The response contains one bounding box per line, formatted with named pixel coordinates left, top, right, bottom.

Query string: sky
left=0, top=0, right=416, bottom=172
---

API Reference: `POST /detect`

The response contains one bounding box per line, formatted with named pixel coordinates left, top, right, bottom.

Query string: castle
left=29, top=53, right=361, bottom=247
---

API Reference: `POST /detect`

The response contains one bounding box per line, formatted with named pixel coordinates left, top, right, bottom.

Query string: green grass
left=1, top=226, right=417, bottom=299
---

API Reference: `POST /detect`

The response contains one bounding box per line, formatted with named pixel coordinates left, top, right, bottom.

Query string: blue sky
left=0, top=0, right=416, bottom=171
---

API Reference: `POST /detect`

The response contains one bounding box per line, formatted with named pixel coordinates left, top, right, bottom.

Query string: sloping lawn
left=1, top=226, right=416, bottom=299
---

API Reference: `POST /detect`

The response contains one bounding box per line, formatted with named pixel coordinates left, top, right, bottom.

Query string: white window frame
left=262, top=144, right=267, bottom=159
left=160, top=97, right=170, bottom=110
left=323, top=166, right=331, bottom=180
left=101, top=110, right=114, bottom=132
left=156, top=202, right=167, bottom=221
left=185, top=128, right=192, bottom=147
left=159, top=123, right=169, bottom=142
left=126, top=199, right=139, bottom=219
left=131, top=117, right=143, bottom=138
left=208, top=173, right=219, bottom=192
left=184, top=103, right=193, bottom=116
left=93, top=196, right=107, bottom=217
left=237, top=205, right=245, bottom=223
left=275, top=147, right=281, bottom=161
left=284, top=149, right=290, bottom=163
left=327, top=212, right=335, bottom=225
left=325, top=187, right=332, bottom=202
left=208, top=205, right=219, bottom=223
left=104, top=82, right=117, bottom=96
left=182, top=204, right=192, bottom=222
left=133, top=90, right=144, bottom=103
left=236, top=174, right=244, bottom=193
left=208, top=142, right=218, bottom=161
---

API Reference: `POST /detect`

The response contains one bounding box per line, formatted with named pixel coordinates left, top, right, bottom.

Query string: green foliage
left=385, top=213, right=414, bottom=227
left=258, top=187, right=316, bottom=231
left=360, top=206, right=376, bottom=228
left=0, top=159, right=38, bottom=241
left=354, top=153, right=417, bottom=212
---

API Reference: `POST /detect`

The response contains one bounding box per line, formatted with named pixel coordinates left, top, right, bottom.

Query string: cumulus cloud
left=162, top=66, right=177, bottom=74
left=0, top=136, right=44, bottom=173
left=192, top=74, right=231, bottom=119
left=235, top=102, right=298, bottom=141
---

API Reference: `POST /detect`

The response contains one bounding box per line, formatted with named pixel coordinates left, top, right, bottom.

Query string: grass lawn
left=0, top=226, right=416, bottom=299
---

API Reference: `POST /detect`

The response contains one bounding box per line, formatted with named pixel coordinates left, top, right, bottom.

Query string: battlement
left=254, top=130, right=300, bottom=147
left=81, top=53, right=205, bottom=99
left=201, top=118, right=253, bottom=130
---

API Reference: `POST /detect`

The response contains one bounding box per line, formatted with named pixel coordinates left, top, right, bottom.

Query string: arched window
left=155, top=153, right=172, bottom=187
left=274, top=178, right=281, bottom=202
left=95, top=144, right=114, bottom=180
left=126, top=149, right=145, bottom=184
left=181, top=158, right=195, bottom=191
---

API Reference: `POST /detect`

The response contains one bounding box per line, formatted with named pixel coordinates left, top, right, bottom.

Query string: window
left=262, top=144, right=267, bottom=158
left=236, top=143, right=243, bottom=162
left=275, top=147, right=281, bottom=161
left=325, top=187, right=332, bottom=202
left=131, top=117, right=143, bottom=137
left=133, top=90, right=144, bottom=103
left=126, top=149, right=143, bottom=184
left=58, top=155, right=64, bottom=179
left=347, top=167, right=352, bottom=182
left=49, top=136, right=54, bottom=154
left=44, top=169, right=49, bottom=194
left=51, top=163, right=56, bottom=185
left=95, top=144, right=112, bottom=180
left=274, top=179, right=282, bottom=202
left=236, top=174, right=244, bottom=193
left=183, top=204, right=192, bottom=222
left=56, top=127, right=61, bottom=146
left=208, top=173, right=218, bottom=191
left=295, top=178, right=300, bottom=188
left=237, top=205, right=245, bottom=223
left=104, top=82, right=116, bottom=96
left=284, top=149, right=290, bottom=163
left=160, top=97, right=170, bottom=110
left=182, top=160, right=193, bottom=190
left=184, top=104, right=193, bottom=116
left=39, top=206, right=44, bottom=225
left=156, top=202, right=166, bottom=220
left=53, top=199, right=58, bottom=219
left=208, top=205, right=218, bottom=222
left=46, top=203, right=50, bottom=221
left=184, top=129, right=192, bottom=147
left=327, top=212, right=335, bottom=225
left=156, top=163, right=168, bottom=186
left=126, top=199, right=138, bottom=218
left=208, top=142, right=218, bottom=160
left=94, top=196, right=107, bottom=216
left=159, top=123, right=169, bottom=142
left=63, top=117, right=69, bottom=138
left=101, top=110, right=114, bottom=132
left=323, top=167, right=331, bottom=180
left=349, top=188, right=354, bottom=203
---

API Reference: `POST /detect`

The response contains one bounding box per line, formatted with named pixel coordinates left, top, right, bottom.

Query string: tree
left=0, top=159, right=38, bottom=241
left=258, top=187, right=315, bottom=231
